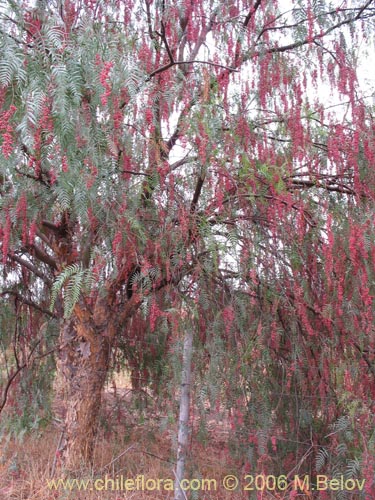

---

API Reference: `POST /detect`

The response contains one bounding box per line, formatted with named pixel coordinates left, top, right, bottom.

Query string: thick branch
left=23, top=243, right=58, bottom=270
left=190, top=172, right=206, bottom=214
left=42, top=220, right=64, bottom=234
left=36, top=229, right=54, bottom=249
left=145, top=0, right=155, bottom=41
left=10, top=254, right=52, bottom=286
left=243, top=0, right=262, bottom=28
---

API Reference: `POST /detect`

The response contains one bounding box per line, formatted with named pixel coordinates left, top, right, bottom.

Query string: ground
left=0, top=374, right=255, bottom=500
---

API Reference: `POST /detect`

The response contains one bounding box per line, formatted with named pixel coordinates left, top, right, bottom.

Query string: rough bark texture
left=51, top=278, right=143, bottom=470
left=56, top=297, right=117, bottom=470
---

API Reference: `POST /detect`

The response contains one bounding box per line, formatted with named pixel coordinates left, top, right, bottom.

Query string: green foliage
left=50, top=264, right=95, bottom=318
left=0, top=37, right=26, bottom=86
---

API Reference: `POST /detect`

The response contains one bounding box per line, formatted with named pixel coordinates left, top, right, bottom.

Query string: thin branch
left=0, top=363, right=26, bottom=414
left=148, top=59, right=238, bottom=79
left=120, top=10, right=219, bottom=109
left=50, top=431, right=65, bottom=478
left=158, top=20, right=174, bottom=63
left=100, top=445, right=136, bottom=471
left=165, top=99, right=197, bottom=155
left=0, top=342, right=56, bottom=415
left=15, top=167, right=50, bottom=187
left=123, top=170, right=152, bottom=177
left=1, top=290, right=57, bottom=317
left=254, top=3, right=375, bottom=50
left=289, top=179, right=355, bottom=195
left=170, top=154, right=197, bottom=171
left=0, top=28, right=33, bottom=48
left=354, top=343, right=375, bottom=380
left=313, top=40, right=340, bottom=65
left=0, top=13, right=36, bottom=40
left=255, top=14, right=314, bottom=43
left=0, top=340, right=40, bottom=414
left=141, top=449, right=176, bottom=465
left=264, top=1, right=375, bottom=55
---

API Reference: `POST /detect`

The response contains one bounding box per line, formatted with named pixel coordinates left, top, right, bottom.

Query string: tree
left=174, top=313, right=193, bottom=500
left=1, top=0, right=375, bottom=480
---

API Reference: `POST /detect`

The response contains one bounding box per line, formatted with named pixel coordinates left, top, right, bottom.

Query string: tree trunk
left=55, top=299, right=116, bottom=470
left=174, top=328, right=194, bottom=500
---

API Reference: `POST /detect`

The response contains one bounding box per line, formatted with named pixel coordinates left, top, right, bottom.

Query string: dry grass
left=0, top=373, right=301, bottom=499
left=0, top=376, right=251, bottom=500
left=0, top=422, right=250, bottom=500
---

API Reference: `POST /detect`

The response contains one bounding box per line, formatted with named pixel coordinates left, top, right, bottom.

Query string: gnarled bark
left=55, top=298, right=117, bottom=470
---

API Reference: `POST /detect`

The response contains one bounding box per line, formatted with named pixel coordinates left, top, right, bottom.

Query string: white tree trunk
left=174, top=328, right=194, bottom=500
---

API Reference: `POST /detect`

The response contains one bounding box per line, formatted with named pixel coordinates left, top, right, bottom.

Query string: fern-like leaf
left=50, top=264, right=94, bottom=318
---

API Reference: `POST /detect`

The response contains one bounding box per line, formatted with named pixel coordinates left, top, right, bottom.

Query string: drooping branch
left=1, top=290, right=57, bottom=318
left=0, top=363, right=27, bottom=414
left=147, top=59, right=239, bottom=80
left=0, top=340, right=56, bottom=415
left=264, top=1, right=375, bottom=55
left=0, top=13, right=36, bottom=40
